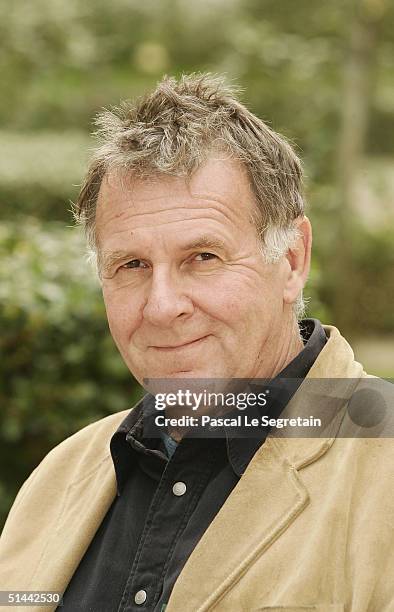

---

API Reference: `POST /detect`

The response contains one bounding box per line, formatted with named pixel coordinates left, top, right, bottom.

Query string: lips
left=151, top=335, right=209, bottom=350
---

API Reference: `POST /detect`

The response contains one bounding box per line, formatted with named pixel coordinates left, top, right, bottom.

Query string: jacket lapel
left=166, top=434, right=310, bottom=612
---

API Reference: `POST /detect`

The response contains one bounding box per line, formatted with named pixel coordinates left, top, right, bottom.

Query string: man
left=0, top=74, right=393, bottom=612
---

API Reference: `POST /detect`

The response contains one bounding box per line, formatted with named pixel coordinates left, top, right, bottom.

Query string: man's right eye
left=121, top=259, right=148, bottom=269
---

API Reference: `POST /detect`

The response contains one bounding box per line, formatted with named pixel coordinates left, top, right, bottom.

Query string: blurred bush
left=0, top=131, right=89, bottom=220
left=0, top=218, right=143, bottom=526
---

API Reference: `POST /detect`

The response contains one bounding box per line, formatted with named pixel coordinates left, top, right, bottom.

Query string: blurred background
left=1, top=0, right=393, bottom=527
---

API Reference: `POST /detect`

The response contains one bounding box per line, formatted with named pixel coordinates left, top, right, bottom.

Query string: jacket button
left=134, top=590, right=147, bottom=605
left=172, top=481, right=187, bottom=496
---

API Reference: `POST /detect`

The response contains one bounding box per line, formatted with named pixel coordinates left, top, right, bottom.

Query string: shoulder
left=47, top=407, right=132, bottom=459
left=5, top=407, right=133, bottom=518
left=38, top=408, right=131, bottom=473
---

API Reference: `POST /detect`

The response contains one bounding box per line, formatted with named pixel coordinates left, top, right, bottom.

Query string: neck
left=256, top=316, right=304, bottom=379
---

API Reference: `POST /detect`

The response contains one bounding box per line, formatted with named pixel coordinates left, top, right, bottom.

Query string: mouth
left=151, top=335, right=210, bottom=351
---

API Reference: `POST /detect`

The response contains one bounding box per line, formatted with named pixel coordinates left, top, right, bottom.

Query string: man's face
left=96, top=157, right=294, bottom=384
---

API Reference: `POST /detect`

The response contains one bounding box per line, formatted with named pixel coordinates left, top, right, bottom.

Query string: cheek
left=198, top=275, right=282, bottom=353
left=202, top=276, right=265, bottom=318
left=196, top=283, right=238, bottom=319
left=102, top=287, right=142, bottom=344
left=197, top=284, right=260, bottom=337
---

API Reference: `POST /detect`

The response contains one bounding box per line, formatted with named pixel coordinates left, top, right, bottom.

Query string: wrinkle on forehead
left=95, top=157, right=258, bottom=253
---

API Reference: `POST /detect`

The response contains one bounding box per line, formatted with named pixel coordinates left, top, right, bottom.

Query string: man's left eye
left=194, top=252, right=217, bottom=261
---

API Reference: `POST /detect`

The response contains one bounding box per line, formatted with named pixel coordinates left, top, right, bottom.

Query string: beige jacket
left=0, top=325, right=393, bottom=612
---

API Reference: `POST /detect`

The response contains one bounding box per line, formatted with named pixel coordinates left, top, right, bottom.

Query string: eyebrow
left=100, top=235, right=227, bottom=275
left=182, top=235, right=226, bottom=251
left=100, top=250, right=133, bottom=276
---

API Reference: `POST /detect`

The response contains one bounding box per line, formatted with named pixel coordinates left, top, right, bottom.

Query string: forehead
left=95, top=156, right=257, bottom=247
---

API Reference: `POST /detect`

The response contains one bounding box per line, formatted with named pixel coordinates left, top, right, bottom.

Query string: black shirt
left=60, top=319, right=326, bottom=612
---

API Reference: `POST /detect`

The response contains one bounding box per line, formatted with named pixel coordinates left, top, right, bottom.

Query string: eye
left=194, top=252, right=218, bottom=261
left=121, top=259, right=149, bottom=269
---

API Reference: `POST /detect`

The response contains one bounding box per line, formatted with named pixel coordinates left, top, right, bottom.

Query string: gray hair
left=73, top=73, right=307, bottom=318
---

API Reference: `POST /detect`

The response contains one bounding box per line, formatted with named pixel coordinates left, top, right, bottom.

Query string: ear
left=283, top=216, right=312, bottom=306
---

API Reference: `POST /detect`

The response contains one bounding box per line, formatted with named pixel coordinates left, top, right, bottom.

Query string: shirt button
left=172, top=481, right=187, bottom=496
left=134, top=590, right=147, bottom=605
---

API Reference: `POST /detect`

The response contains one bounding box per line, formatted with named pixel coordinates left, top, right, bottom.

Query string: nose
left=142, top=266, right=194, bottom=327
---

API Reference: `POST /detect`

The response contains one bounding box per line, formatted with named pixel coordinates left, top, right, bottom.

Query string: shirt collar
left=110, top=318, right=327, bottom=492
left=110, top=398, right=167, bottom=495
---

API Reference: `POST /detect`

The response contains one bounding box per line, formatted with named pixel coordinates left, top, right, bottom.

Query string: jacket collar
left=273, top=324, right=364, bottom=470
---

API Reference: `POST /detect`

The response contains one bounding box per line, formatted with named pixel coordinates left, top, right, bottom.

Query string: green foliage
left=346, top=227, right=394, bottom=332
left=0, top=131, right=90, bottom=220
left=0, top=219, right=143, bottom=526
